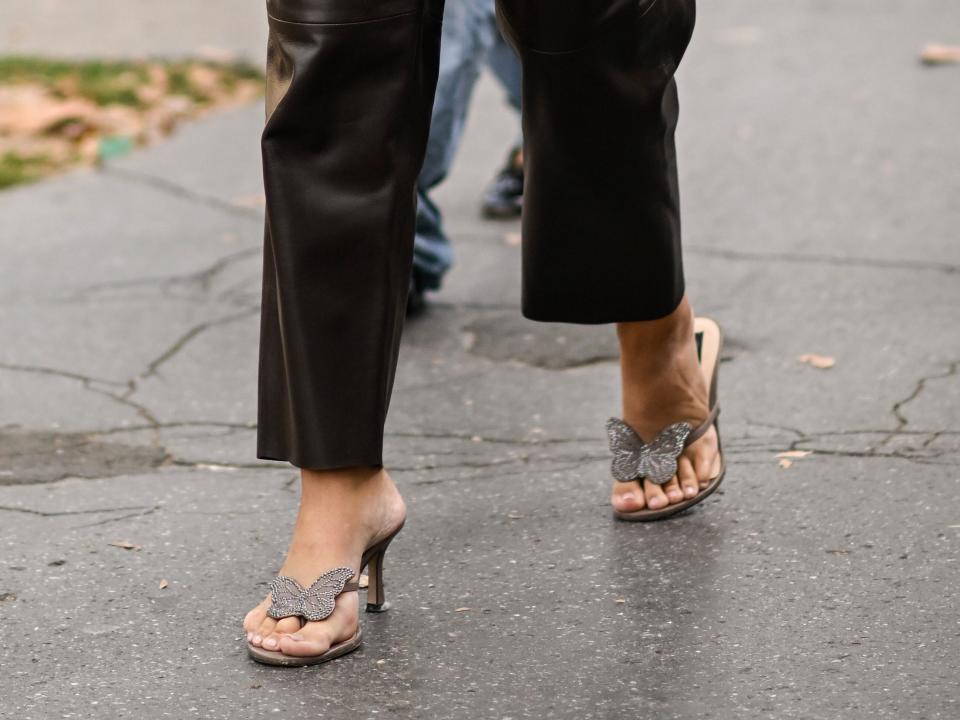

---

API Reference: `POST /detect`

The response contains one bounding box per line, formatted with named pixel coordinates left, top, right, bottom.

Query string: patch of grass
left=0, top=151, right=57, bottom=190
left=0, top=57, right=150, bottom=107
left=0, top=55, right=264, bottom=190
left=0, top=56, right=264, bottom=108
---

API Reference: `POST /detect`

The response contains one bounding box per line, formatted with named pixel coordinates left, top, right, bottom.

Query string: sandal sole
left=247, top=629, right=362, bottom=667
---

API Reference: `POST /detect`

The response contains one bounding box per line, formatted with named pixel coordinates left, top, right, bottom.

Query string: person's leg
left=485, top=22, right=522, bottom=114
left=412, top=190, right=453, bottom=294
left=412, top=0, right=497, bottom=294
left=247, top=0, right=444, bottom=655
left=496, top=0, right=719, bottom=510
left=478, top=9, right=525, bottom=218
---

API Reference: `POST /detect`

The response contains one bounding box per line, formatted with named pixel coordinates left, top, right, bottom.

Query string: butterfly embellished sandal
left=247, top=523, right=403, bottom=667
left=607, top=317, right=726, bottom=522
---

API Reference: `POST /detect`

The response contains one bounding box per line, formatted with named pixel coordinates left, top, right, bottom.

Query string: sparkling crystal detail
left=606, top=418, right=693, bottom=485
left=266, top=566, right=354, bottom=622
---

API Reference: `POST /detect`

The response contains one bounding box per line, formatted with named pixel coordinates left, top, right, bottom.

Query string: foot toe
left=663, top=475, right=683, bottom=505
left=277, top=623, right=334, bottom=657
left=252, top=617, right=278, bottom=647
left=611, top=480, right=645, bottom=512
left=643, top=480, right=669, bottom=510
left=260, top=617, right=301, bottom=650
left=243, top=597, right=271, bottom=637
left=690, top=426, right=720, bottom=488
left=678, top=456, right=699, bottom=499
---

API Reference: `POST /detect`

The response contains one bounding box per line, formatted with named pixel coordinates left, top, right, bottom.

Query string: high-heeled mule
left=608, top=317, right=726, bottom=522
left=247, top=523, right=403, bottom=667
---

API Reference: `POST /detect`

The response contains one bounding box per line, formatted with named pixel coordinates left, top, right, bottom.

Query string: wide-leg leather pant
left=258, top=0, right=697, bottom=469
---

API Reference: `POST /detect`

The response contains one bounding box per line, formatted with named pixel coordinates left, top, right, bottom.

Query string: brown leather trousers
left=258, top=0, right=697, bottom=469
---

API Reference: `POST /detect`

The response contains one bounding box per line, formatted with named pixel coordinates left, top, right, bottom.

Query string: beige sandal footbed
left=247, top=628, right=363, bottom=667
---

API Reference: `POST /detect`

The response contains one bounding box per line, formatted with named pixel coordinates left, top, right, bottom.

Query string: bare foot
left=243, top=466, right=406, bottom=657
left=610, top=296, right=721, bottom=514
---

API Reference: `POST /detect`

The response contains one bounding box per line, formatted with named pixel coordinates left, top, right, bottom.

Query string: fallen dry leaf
left=778, top=458, right=793, bottom=469
left=614, top=598, right=626, bottom=604
left=159, top=579, right=169, bottom=590
left=799, top=353, right=835, bottom=369
left=920, top=44, right=960, bottom=65
left=109, top=541, right=142, bottom=551
left=453, top=607, right=471, bottom=613
left=776, top=451, right=812, bottom=459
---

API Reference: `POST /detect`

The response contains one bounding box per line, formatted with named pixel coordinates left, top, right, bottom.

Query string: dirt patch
left=463, top=314, right=619, bottom=369
left=0, top=429, right=168, bottom=484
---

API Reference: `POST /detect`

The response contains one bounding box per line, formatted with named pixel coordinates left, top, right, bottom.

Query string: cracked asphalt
left=1, top=1, right=959, bottom=718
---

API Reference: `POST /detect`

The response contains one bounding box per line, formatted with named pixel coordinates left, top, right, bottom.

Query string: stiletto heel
left=365, top=548, right=388, bottom=613
left=361, top=521, right=402, bottom=613
left=247, top=521, right=404, bottom=667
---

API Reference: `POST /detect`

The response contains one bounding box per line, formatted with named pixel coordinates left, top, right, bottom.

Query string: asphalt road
left=1, top=1, right=958, bottom=718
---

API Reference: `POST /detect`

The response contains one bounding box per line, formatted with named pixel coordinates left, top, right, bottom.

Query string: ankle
left=294, top=466, right=405, bottom=544
left=617, top=298, right=695, bottom=364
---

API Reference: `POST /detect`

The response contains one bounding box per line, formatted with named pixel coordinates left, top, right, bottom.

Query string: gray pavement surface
left=2, top=1, right=960, bottom=718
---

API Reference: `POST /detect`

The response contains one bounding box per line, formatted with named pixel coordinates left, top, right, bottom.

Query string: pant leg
left=485, top=21, right=522, bottom=114
left=412, top=189, right=452, bottom=291
left=258, top=0, right=444, bottom=469
left=496, top=0, right=696, bottom=324
left=412, top=0, right=500, bottom=290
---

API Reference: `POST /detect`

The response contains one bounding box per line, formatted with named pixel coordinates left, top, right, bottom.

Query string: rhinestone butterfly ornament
left=606, top=418, right=693, bottom=485
left=267, top=567, right=354, bottom=622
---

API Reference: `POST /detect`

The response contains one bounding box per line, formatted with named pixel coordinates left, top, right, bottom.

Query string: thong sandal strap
left=266, top=567, right=359, bottom=622
left=606, top=405, right=721, bottom=486
left=683, top=405, right=720, bottom=448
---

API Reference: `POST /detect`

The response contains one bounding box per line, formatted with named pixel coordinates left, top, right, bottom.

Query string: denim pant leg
left=413, top=0, right=513, bottom=290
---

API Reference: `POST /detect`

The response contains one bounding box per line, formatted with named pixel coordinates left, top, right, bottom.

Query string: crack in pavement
left=70, top=506, right=160, bottom=529
left=1, top=304, right=258, bottom=451
left=0, top=362, right=161, bottom=429
left=63, top=246, right=261, bottom=303
left=137, top=307, right=258, bottom=381
left=0, top=362, right=126, bottom=390
left=0, top=504, right=158, bottom=518
left=886, top=361, right=959, bottom=442
left=85, top=420, right=257, bottom=437
left=101, top=165, right=264, bottom=223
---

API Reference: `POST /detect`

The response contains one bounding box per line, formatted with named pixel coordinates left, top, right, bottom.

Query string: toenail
left=253, top=635, right=262, bottom=644
left=668, top=490, right=681, bottom=499
left=684, top=486, right=697, bottom=497
left=263, top=637, right=278, bottom=650
left=621, top=492, right=635, bottom=503
left=649, top=497, right=665, bottom=508
left=246, top=632, right=253, bottom=642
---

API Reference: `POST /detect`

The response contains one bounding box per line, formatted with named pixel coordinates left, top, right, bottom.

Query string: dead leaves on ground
left=108, top=540, right=142, bottom=551
left=0, top=57, right=263, bottom=188
left=799, top=353, right=835, bottom=369
left=920, top=44, right=960, bottom=65
left=776, top=450, right=812, bottom=469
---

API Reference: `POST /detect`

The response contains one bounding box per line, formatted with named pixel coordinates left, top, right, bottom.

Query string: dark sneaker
left=481, top=147, right=523, bottom=219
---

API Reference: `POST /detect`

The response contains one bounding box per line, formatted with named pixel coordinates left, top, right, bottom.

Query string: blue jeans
left=413, top=0, right=522, bottom=291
